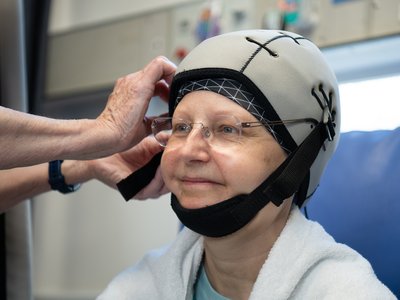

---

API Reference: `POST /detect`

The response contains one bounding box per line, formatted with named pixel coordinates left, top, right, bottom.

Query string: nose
left=179, top=123, right=211, bottom=161
left=190, top=123, right=211, bottom=140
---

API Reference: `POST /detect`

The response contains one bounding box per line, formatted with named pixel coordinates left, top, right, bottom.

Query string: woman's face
left=161, top=91, right=287, bottom=209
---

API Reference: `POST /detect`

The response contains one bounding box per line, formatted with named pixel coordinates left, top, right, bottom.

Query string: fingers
left=143, top=56, right=176, bottom=87
left=120, top=56, right=175, bottom=99
left=118, top=137, right=168, bottom=200
left=97, top=57, right=176, bottom=155
left=154, top=81, right=171, bottom=103
left=120, top=136, right=163, bottom=166
left=143, top=57, right=176, bottom=106
left=139, top=135, right=164, bottom=158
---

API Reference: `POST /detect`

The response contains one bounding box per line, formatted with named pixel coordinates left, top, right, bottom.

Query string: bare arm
left=0, top=164, right=49, bottom=212
left=0, top=136, right=168, bottom=213
left=0, top=56, right=175, bottom=170
left=0, top=157, right=97, bottom=213
left=0, top=107, right=98, bottom=169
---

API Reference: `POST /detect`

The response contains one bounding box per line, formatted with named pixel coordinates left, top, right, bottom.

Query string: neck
left=202, top=201, right=293, bottom=300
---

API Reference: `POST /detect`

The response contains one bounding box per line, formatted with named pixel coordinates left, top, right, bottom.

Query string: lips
left=181, top=176, right=221, bottom=186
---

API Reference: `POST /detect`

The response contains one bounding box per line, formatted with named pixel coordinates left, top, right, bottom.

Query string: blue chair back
left=306, top=128, right=400, bottom=297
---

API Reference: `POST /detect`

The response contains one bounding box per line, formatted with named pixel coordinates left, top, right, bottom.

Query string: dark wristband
left=48, top=160, right=81, bottom=194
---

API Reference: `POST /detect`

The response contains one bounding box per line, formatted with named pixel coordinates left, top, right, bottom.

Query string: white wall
left=33, top=183, right=178, bottom=299
left=49, top=0, right=198, bottom=33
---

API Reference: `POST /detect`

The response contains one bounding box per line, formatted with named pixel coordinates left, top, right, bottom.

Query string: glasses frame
left=151, top=116, right=319, bottom=147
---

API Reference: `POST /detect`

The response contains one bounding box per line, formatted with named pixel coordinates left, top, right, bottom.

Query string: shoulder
left=296, top=251, right=396, bottom=299
left=288, top=208, right=396, bottom=299
left=251, top=207, right=395, bottom=299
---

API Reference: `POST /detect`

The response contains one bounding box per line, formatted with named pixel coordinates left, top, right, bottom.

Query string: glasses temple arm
left=242, top=118, right=319, bottom=128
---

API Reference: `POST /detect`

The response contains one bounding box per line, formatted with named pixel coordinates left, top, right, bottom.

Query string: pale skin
left=161, top=91, right=293, bottom=300
left=0, top=136, right=168, bottom=213
left=0, top=56, right=176, bottom=170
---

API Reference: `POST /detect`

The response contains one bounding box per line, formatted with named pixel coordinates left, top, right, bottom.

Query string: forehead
left=173, top=90, right=256, bottom=120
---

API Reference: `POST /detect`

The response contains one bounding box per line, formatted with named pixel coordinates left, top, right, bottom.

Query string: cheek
left=267, top=146, right=287, bottom=170
left=160, top=150, right=176, bottom=188
left=230, top=160, right=267, bottom=193
left=210, top=149, right=262, bottom=194
left=229, top=146, right=286, bottom=193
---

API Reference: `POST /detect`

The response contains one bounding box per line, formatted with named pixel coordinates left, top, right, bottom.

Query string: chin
left=177, top=197, right=210, bottom=209
left=175, top=192, right=230, bottom=209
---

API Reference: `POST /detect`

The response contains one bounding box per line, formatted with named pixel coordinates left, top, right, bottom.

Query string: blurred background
left=1, top=0, right=399, bottom=299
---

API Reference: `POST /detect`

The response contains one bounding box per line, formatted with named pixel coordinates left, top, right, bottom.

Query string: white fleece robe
left=97, top=207, right=396, bottom=300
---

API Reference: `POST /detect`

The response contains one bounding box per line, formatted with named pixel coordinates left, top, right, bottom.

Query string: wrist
left=63, top=159, right=95, bottom=185
left=48, top=160, right=81, bottom=194
left=59, top=119, right=118, bottom=161
left=93, top=117, right=127, bottom=153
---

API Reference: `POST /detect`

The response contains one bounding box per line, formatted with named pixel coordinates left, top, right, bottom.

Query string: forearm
left=0, top=160, right=94, bottom=213
left=1, top=57, right=176, bottom=170
left=0, top=107, right=118, bottom=169
left=0, top=164, right=49, bottom=213
left=0, top=136, right=168, bottom=212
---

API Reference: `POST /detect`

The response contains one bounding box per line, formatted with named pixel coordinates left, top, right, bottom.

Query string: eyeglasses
left=151, top=115, right=318, bottom=148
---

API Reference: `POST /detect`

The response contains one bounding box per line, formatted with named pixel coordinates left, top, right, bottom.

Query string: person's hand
left=96, top=56, right=176, bottom=154
left=86, top=136, right=169, bottom=200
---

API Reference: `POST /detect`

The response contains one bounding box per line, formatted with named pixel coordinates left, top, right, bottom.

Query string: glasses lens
left=171, top=119, right=192, bottom=137
left=152, top=118, right=172, bottom=146
left=211, top=115, right=242, bottom=147
left=152, top=115, right=243, bottom=148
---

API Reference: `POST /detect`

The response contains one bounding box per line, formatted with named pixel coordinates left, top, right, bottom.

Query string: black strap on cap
left=261, top=118, right=335, bottom=207
left=117, top=152, right=163, bottom=201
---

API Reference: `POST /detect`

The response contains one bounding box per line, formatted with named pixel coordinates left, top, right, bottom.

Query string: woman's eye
left=219, top=125, right=239, bottom=135
left=173, top=123, right=190, bottom=133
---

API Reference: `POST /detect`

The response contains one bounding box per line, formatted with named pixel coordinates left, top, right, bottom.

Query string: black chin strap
left=261, top=120, right=334, bottom=207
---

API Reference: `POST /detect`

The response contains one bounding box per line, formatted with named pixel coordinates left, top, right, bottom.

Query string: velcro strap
left=262, top=123, right=328, bottom=205
left=117, top=152, right=162, bottom=201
